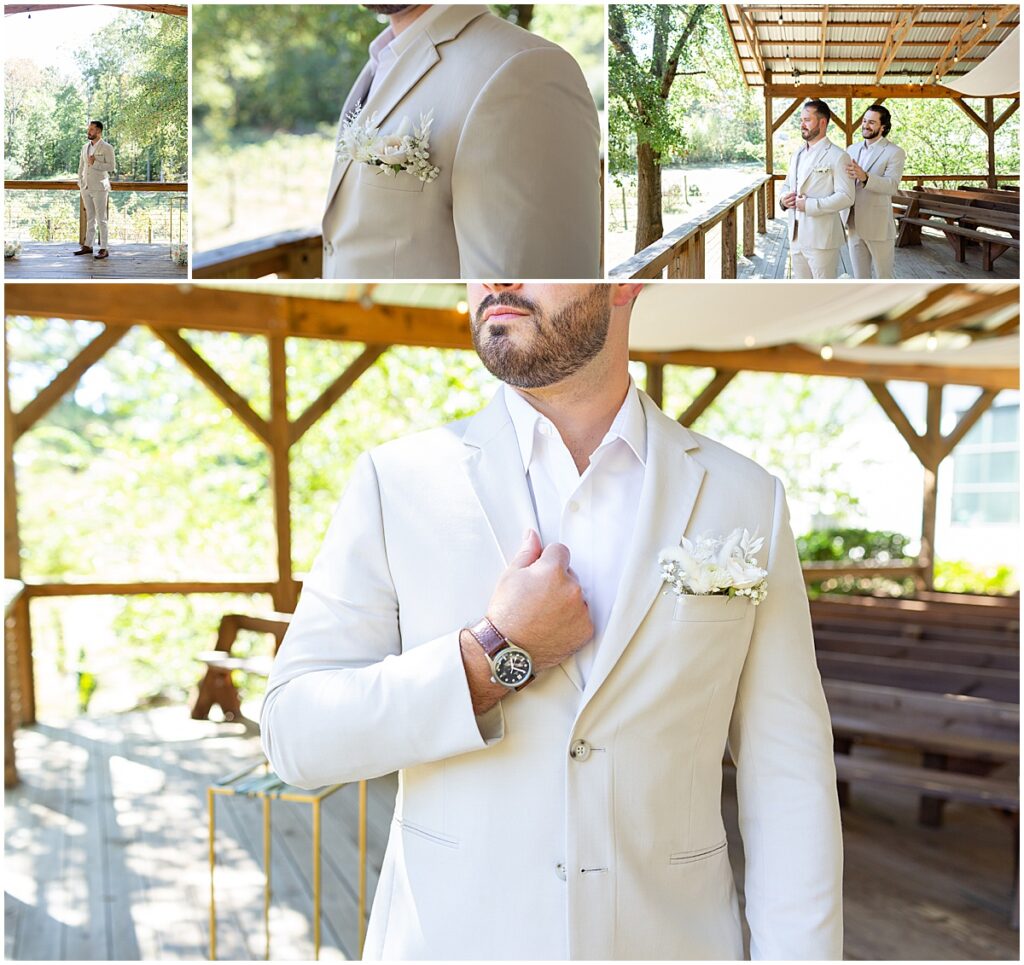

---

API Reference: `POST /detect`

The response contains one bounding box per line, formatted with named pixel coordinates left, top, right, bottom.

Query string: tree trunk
left=635, top=140, right=664, bottom=252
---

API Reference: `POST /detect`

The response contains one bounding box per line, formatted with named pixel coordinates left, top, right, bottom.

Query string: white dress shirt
left=793, top=136, right=831, bottom=187
left=366, top=5, right=449, bottom=99
left=503, top=381, right=647, bottom=686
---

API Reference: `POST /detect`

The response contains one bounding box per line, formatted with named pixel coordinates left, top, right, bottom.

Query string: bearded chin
left=363, top=4, right=412, bottom=13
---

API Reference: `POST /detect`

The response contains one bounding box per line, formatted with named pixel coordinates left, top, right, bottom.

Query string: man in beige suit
left=75, top=120, right=116, bottom=260
left=262, top=283, right=844, bottom=959
left=322, top=5, right=601, bottom=279
left=842, top=106, right=907, bottom=279
left=779, top=100, right=855, bottom=279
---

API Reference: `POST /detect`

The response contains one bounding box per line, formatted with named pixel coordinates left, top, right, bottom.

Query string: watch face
left=493, top=646, right=532, bottom=687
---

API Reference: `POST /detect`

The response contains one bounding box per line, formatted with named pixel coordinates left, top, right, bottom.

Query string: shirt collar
left=368, top=5, right=448, bottom=69
left=503, top=378, right=647, bottom=475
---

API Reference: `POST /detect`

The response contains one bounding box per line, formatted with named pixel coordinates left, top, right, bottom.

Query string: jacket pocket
left=672, top=594, right=751, bottom=623
left=395, top=816, right=459, bottom=849
left=668, top=839, right=727, bottom=865
left=358, top=161, right=426, bottom=194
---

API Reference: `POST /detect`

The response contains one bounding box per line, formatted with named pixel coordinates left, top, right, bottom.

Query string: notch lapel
left=461, top=391, right=585, bottom=693
left=574, top=394, right=706, bottom=719
left=324, top=62, right=374, bottom=208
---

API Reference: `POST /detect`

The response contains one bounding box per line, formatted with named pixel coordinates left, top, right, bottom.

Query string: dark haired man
left=843, top=105, right=906, bottom=279
left=75, top=120, right=115, bottom=260
left=779, top=99, right=854, bottom=279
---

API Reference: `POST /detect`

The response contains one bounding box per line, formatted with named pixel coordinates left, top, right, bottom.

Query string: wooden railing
left=5, top=180, right=188, bottom=245
left=610, top=174, right=770, bottom=279
left=193, top=227, right=322, bottom=279
left=768, top=172, right=1019, bottom=190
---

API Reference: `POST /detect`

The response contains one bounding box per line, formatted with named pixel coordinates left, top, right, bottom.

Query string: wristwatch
left=465, top=617, right=535, bottom=692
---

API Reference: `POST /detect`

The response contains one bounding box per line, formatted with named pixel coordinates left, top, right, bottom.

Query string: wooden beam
left=928, top=4, right=1017, bottom=83
left=979, top=313, right=1020, bottom=338
left=953, top=97, right=988, bottom=131
left=12, top=324, right=130, bottom=439
left=898, top=287, right=1021, bottom=342
left=5, top=180, right=187, bottom=192
left=738, top=5, right=766, bottom=82
left=764, top=78, right=776, bottom=211
left=864, top=381, right=931, bottom=465
left=4, top=325, right=21, bottom=581
left=875, top=6, right=920, bottom=82
left=993, top=98, right=1020, bottom=131
left=268, top=336, right=296, bottom=613
left=289, top=345, right=387, bottom=445
left=938, top=388, right=999, bottom=459
left=818, top=5, right=828, bottom=82
left=24, top=579, right=279, bottom=597
left=148, top=328, right=271, bottom=445
left=920, top=384, right=943, bottom=590
left=764, top=83, right=1012, bottom=99
left=629, top=344, right=1017, bottom=391
left=984, top=97, right=997, bottom=188
left=771, top=97, right=802, bottom=132
left=645, top=362, right=664, bottom=409
left=4, top=285, right=475, bottom=351
left=678, top=370, right=737, bottom=427
left=4, top=4, right=187, bottom=16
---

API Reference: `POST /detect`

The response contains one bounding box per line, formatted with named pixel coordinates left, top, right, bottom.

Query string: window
left=950, top=403, right=1019, bottom=525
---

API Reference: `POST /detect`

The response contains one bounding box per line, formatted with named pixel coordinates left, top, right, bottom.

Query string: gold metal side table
left=208, top=759, right=367, bottom=960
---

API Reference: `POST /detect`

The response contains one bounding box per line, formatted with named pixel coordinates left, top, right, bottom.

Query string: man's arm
left=452, top=46, right=601, bottom=278
left=727, top=475, right=843, bottom=959
left=864, top=145, right=906, bottom=196
left=78, top=147, right=86, bottom=186
left=261, top=452, right=501, bottom=788
left=804, top=151, right=855, bottom=216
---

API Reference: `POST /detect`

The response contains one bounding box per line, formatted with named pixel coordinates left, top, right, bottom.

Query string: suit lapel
left=461, top=391, right=585, bottom=694
left=574, top=394, right=706, bottom=718
left=324, top=62, right=374, bottom=209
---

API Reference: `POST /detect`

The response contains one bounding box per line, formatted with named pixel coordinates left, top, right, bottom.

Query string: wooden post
left=920, top=384, right=943, bottom=591
left=756, top=183, right=767, bottom=234
left=985, top=97, right=997, bottom=189
left=645, top=363, right=664, bottom=409
left=742, top=194, right=755, bottom=257
left=722, top=206, right=738, bottom=278
left=78, top=196, right=87, bottom=245
left=845, top=96, right=854, bottom=147
left=764, top=79, right=775, bottom=212
left=268, top=336, right=296, bottom=613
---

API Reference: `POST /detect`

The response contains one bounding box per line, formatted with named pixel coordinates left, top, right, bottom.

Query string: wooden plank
left=742, top=194, right=755, bottom=257
left=193, top=228, right=322, bottom=280
left=815, top=630, right=1019, bottom=671
left=268, top=337, right=295, bottom=614
left=25, top=580, right=278, bottom=597
left=5, top=180, right=187, bottom=192
left=4, top=243, right=188, bottom=280
left=721, top=207, right=738, bottom=278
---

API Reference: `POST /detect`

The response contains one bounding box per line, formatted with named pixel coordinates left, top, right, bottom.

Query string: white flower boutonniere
left=659, top=527, right=768, bottom=605
left=336, top=105, right=440, bottom=183
left=813, top=164, right=831, bottom=174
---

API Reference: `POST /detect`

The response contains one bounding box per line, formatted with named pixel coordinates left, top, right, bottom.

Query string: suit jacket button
left=555, top=862, right=567, bottom=880
left=569, top=739, right=591, bottom=762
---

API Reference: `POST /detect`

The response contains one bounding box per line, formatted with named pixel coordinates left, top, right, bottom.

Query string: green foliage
left=5, top=11, right=186, bottom=181
left=933, top=559, right=1019, bottom=595
left=797, top=528, right=911, bottom=563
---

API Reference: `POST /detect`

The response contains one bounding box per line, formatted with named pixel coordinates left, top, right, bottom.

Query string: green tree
left=609, top=4, right=712, bottom=252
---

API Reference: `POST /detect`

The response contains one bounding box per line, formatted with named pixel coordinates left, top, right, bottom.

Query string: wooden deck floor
left=4, top=706, right=1018, bottom=960
left=4, top=244, right=187, bottom=280
left=732, top=217, right=1020, bottom=280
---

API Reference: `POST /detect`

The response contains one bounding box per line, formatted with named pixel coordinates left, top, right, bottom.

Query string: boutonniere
left=659, top=527, right=768, bottom=605
left=335, top=105, right=440, bottom=183
left=813, top=164, right=831, bottom=174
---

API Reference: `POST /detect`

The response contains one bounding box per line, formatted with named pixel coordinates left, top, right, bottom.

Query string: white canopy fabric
left=941, top=28, right=1020, bottom=97
left=629, top=283, right=1018, bottom=372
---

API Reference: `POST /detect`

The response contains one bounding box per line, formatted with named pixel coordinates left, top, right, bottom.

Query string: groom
left=321, top=5, right=601, bottom=279
left=262, top=284, right=844, bottom=959
left=75, top=120, right=116, bottom=260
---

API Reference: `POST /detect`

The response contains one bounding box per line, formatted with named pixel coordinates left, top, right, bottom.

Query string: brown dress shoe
left=73, top=246, right=93, bottom=255
left=94, top=249, right=109, bottom=259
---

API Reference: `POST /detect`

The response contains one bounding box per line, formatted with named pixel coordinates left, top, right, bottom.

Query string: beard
left=471, top=287, right=611, bottom=389
left=363, top=4, right=412, bottom=12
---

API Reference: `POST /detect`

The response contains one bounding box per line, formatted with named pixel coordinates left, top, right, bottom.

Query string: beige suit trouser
left=790, top=245, right=840, bottom=279
left=847, top=232, right=895, bottom=279
left=81, top=188, right=110, bottom=249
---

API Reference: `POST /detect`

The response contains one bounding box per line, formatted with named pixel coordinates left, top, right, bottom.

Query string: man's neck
left=804, top=133, right=827, bottom=150
left=389, top=4, right=428, bottom=35
left=512, top=365, right=631, bottom=475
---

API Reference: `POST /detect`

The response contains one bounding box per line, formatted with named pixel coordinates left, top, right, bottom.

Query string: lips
left=482, top=306, right=530, bottom=324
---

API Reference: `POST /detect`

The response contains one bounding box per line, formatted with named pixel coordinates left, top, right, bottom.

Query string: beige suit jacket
left=842, top=137, right=907, bottom=241
left=321, top=5, right=601, bottom=279
left=261, top=389, right=844, bottom=960
left=780, top=139, right=855, bottom=250
left=78, top=139, right=115, bottom=191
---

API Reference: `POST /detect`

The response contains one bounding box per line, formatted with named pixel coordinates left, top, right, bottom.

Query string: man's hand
left=846, top=160, right=866, bottom=182
left=460, top=529, right=594, bottom=714
left=795, top=194, right=807, bottom=212
left=780, top=190, right=797, bottom=210
left=88, top=154, right=95, bottom=166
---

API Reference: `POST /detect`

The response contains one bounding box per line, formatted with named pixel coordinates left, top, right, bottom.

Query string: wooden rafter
left=865, top=381, right=932, bottom=464
left=771, top=97, right=803, bottom=132
left=875, top=6, right=921, bottom=82
left=818, top=5, right=828, bottom=82
left=12, top=324, right=130, bottom=439
left=678, top=370, right=737, bottom=426
left=993, top=98, right=1020, bottom=131
left=898, top=288, right=1021, bottom=342
left=976, top=314, right=1020, bottom=339
left=149, top=328, right=270, bottom=445
left=953, top=97, right=989, bottom=131
left=939, top=389, right=1000, bottom=458
left=864, top=284, right=960, bottom=343
left=289, top=345, right=387, bottom=445
left=928, top=4, right=1017, bottom=83
left=737, top=6, right=766, bottom=83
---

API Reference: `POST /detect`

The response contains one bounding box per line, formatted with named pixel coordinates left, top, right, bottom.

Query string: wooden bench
left=191, top=612, right=292, bottom=721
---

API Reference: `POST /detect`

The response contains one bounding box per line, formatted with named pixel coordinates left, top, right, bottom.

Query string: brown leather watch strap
left=465, top=616, right=508, bottom=659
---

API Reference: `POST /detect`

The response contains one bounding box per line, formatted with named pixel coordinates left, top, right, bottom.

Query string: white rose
left=371, top=135, right=410, bottom=166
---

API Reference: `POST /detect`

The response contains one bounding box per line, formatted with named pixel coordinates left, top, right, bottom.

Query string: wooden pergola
left=3, top=282, right=1018, bottom=764
left=723, top=3, right=1021, bottom=209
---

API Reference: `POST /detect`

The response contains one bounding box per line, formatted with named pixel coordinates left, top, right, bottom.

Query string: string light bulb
left=926, top=333, right=938, bottom=352
left=821, top=345, right=834, bottom=361
left=456, top=300, right=469, bottom=315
